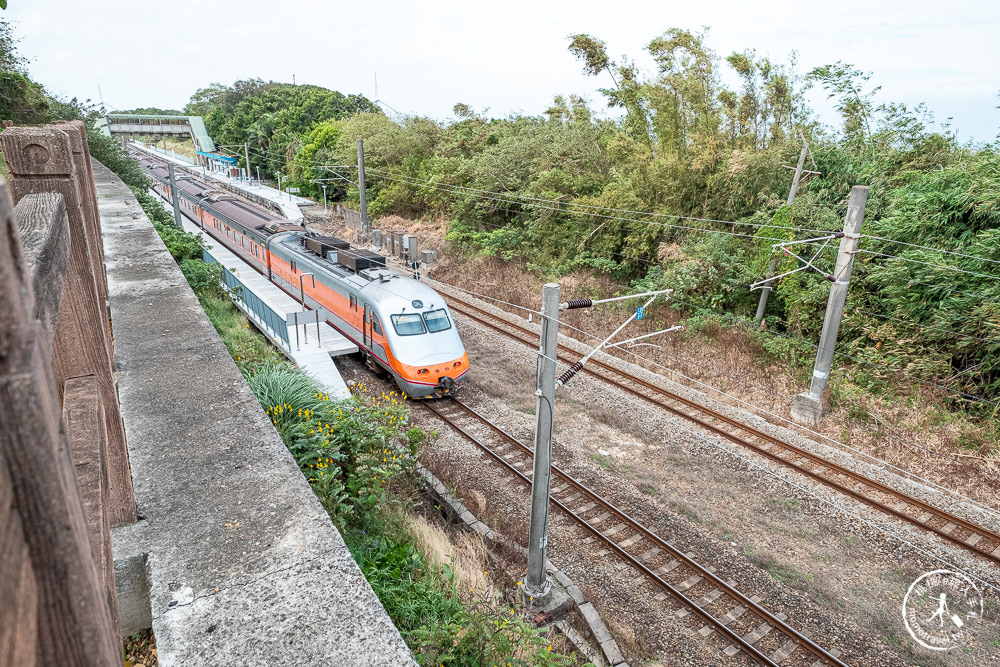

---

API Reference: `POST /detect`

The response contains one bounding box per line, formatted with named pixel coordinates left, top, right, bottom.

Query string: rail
left=422, top=398, right=848, bottom=666
left=443, top=294, right=1000, bottom=568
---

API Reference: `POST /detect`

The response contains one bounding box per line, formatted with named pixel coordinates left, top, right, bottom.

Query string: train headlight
left=453, top=361, right=462, bottom=368
left=417, top=368, right=429, bottom=375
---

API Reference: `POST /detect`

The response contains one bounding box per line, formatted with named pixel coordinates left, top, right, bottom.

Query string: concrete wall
left=96, top=161, right=416, bottom=666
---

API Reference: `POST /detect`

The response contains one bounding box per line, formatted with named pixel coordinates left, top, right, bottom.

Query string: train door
left=363, top=304, right=372, bottom=349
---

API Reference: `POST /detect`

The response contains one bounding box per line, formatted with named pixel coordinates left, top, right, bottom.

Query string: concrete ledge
left=96, top=161, right=415, bottom=666
left=416, top=463, right=628, bottom=666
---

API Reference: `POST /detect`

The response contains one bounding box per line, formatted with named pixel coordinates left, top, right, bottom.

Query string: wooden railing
left=0, top=121, right=130, bottom=666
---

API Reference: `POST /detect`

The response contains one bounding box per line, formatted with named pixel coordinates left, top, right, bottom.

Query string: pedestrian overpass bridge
left=94, top=114, right=217, bottom=153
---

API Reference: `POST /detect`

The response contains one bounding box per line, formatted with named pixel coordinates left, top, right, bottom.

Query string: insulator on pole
left=556, top=361, right=584, bottom=387
left=562, top=299, right=593, bottom=310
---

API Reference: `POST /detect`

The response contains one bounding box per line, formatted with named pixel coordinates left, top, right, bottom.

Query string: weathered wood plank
left=1, top=126, right=136, bottom=526
left=0, top=451, right=38, bottom=667
left=51, top=121, right=108, bottom=309
left=63, top=375, right=121, bottom=638
left=0, top=179, right=122, bottom=666
left=13, top=193, right=69, bottom=349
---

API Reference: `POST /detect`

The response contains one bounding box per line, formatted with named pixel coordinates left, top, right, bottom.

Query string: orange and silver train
left=138, top=154, right=468, bottom=398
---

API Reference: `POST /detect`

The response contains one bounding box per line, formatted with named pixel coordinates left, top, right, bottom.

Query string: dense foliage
left=184, top=79, right=379, bottom=177
left=175, top=31, right=998, bottom=414
left=0, top=16, right=84, bottom=124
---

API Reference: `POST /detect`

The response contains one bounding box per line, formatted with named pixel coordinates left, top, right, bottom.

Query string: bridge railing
left=0, top=121, right=129, bottom=666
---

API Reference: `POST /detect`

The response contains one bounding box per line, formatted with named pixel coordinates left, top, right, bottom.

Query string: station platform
left=154, top=196, right=357, bottom=400
left=132, top=142, right=312, bottom=222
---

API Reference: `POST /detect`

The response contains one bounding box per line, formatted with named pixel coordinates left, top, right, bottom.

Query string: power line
left=432, top=276, right=1000, bottom=503
left=863, top=234, right=1000, bottom=267
left=234, top=131, right=1000, bottom=273
left=848, top=309, right=1000, bottom=345
left=368, top=170, right=838, bottom=243
left=367, top=168, right=841, bottom=235
left=857, top=250, right=1000, bottom=282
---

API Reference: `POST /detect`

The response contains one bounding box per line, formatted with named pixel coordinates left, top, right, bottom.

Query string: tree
left=569, top=33, right=655, bottom=158
left=807, top=62, right=879, bottom=143
left=0, top=15, right=28, bottom=73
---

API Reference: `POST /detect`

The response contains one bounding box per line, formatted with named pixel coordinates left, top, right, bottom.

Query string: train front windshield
left=423, top=309, right=451, bottom=332
left=391, top=313, right=426, bottom=336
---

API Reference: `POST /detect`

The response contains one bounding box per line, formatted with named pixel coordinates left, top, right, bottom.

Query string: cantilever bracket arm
left=751, top=236, right=838, bottom=291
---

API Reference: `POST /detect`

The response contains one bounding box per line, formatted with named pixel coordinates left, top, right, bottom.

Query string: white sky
left=7, top=0, right=1000, bottom=143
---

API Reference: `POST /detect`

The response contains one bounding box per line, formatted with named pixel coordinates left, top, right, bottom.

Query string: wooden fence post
left=1, top=125, right=136, bottom=526
left=52, top=121, right=109, bottom=310
left=0, top=183, right=122, bottom=666
left=64, top=375, right=121, bottom=638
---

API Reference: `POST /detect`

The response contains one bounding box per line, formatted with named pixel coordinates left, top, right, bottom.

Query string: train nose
left=435, top=375, right=456, bottom=397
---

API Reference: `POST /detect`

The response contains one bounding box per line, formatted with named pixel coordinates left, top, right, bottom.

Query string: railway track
left=441, top=293, right=1000, bottom=568
left=422, top=397, right=847, bottom=666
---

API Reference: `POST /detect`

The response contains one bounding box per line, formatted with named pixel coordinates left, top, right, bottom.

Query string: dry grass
left=409, top=514, right=491, bottom=600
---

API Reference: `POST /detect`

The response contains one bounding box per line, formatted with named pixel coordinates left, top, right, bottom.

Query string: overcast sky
left=7, top=0, right=999, bottom=143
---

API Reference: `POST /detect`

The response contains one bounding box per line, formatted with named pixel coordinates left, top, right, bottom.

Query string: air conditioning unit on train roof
left=336, top=248, right=386, bottom=272
left=263, top=222, right=305, bottom=235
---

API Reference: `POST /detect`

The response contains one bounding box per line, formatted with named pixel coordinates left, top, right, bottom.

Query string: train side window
left=350, top=294, right=357, bottom=310
left=372, top=316, right=383, bottom=336
left=290, top=260, right=297, bottom=273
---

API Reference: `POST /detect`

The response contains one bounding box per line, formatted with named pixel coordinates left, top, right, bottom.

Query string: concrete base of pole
left=519, top=573, right=572, bottom=619
left=790, top=392, right=826, bottom=427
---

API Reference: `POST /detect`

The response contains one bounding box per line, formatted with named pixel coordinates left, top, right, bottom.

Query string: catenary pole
left=167, top=162, right=182, bottom=228
left=357, top=139, right=370, bottom=242
left=791, top=185, right=869, bottom=426
left=525, top=283, right=560, bottom=601
left=756, top=136, right=809, bottom=324
left=245, top=142, right=251, bottom=183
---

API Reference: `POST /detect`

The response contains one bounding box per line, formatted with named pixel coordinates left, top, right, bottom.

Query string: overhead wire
left=368, top=170, right=816, bottom=243
left=862, top=234, right=1000, bottom=267
left=480, top=300, right=1000, bottom=594
left=196, top=141, right=1000, bottom=406
left=140, top=145, right=1000, bottom=585
left=365, top=167, right=841, bottom=236
left=234, top=128, right=1000, bottom=273
left=856, top=250, right=1000, bottom=282
left=434, top=276, right=1000, bottom=509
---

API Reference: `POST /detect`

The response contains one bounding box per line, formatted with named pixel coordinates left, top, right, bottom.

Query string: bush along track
left=97, top=142, right=585, bottom=666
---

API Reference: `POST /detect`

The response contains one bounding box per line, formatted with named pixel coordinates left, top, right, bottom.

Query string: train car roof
left=274, top=235, right=447, bottom=314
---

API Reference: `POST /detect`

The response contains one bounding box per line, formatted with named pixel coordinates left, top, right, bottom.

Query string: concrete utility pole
left=167, top=162, right=182, bottom=228
left=756, top=136, right=809, bottom=325
left=357, top=139, right=370, bottom=242
left=245, top=142, right=251, bottom=183
left=524, top=283, right=560, bottom=601
left=790, top=185, right=870, bottom=427
left=321, top=184, right=328, bottom=214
